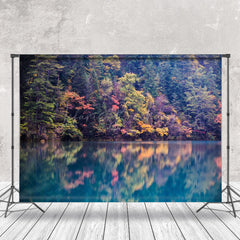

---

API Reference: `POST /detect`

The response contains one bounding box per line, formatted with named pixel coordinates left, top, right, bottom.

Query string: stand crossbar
left=0, top=54, right=44, bottom=217
left=197, top=54, right=240, bottom=218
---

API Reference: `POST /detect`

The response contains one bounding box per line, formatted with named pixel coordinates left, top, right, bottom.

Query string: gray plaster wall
left=0, top=0, right=239, bottom=182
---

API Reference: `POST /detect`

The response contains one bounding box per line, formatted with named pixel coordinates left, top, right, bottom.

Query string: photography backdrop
left=1, top=0, right=240, bottom=184
left=20, top=54, right=222, bottom=202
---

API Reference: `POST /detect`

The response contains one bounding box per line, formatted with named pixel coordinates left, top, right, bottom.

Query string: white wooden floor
left=0, top=182, right=240, bottom=240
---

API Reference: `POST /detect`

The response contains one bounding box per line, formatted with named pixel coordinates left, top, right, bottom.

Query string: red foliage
left=112, top=169, right=118, bottom=177
left=214, top=156, right=221, bottom=180
left=64, top=90, right=94, bottom=113
left=112, top=104, right=119, bottom=112
left=214, top=100, right=221, bottom=124
left=111, top=175, right=119, bottom=186
left=111, top=95, right=119, bottom=105
left=214, top=114, right=221, bottom=124
left=111, top=169, right=119, bottom=186
left=214, top=156, right=221, bottom=169
left=121, top=129, right=127, bottom=135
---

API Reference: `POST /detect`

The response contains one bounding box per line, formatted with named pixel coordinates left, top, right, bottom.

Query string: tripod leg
left=228, top=187, right=236, bottom=218
left=14, top=187, right=45, bottom=213
left=0, top=187, right=11, bottom=199
left=196, top=202, right=209, bottom=213
left=230, top=187, right=240, bottom=198
left=222, top=186, right=227, bottom=193
left=4, top=188, right=13, bottom=218
left=31, top=202, right=45, bottom=213
left=14, top=187, right=19, bottom=192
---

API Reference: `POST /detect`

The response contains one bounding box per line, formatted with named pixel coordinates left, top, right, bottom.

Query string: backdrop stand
left=197, top=54, right=240, bottom=218
left=0, top=54, right=44, bottom=217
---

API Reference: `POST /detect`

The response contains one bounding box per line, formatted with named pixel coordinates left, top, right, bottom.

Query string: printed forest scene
left=20, top=55, right=222, bottom=202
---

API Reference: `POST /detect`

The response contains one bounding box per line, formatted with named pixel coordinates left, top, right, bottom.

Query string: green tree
left=21, top=56, right=64, bottom=140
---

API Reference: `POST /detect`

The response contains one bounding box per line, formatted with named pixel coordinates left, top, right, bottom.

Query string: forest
left=20, top=55, right=222, bottom=142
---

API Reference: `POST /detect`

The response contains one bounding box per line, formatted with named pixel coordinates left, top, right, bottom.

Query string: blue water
left=20, top=141, right=221, bottom=202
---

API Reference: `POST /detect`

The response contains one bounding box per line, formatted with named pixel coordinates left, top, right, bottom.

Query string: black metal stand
left=197, top=54, right=240, bottom=218
left=0, top=54, right=45, bottom=217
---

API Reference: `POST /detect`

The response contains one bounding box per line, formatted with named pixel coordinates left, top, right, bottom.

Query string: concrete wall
left=0, top=0, right=240, bottom=182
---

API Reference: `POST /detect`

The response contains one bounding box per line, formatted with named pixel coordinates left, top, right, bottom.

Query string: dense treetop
left=20, top=55, right=221, bottom=141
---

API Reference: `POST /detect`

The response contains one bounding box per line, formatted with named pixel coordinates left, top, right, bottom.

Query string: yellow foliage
left=138, top=147, right=154, bottom=160
left=181, top=143, right=192, bottom=157
left=176, top=117, right=181, bottom=125
left=176, top=155, right=181, bottom=164
left=126, top=129, right=140, bottom=137
left=171, top=166, right=177, bottom=173
left=146, top=92, right=154, bottom=108
left=112, top=153, right=122, bottom=164
left=155, top=143, right=168, bottom=155
left=165, top=158, right=174, bottom=167
left=134, top=181, right=145, bottom=191
left=159, top=160, right=165, bottom=169
left=134, top=161, right=140, bottom=168
left=129, top=108, right=134, bottom=112
left=140, top=166, right=149, bottom=174
left=126, top=145, right=140, bottom=153
left=138, top=121, right=154, bottom=134
left=146, top=175, right=154, bottom=188
left=156, top=127, right=168, bottom=137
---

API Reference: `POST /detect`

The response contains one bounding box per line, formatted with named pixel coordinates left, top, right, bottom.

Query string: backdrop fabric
left=20, top=54, right=222, bottom=202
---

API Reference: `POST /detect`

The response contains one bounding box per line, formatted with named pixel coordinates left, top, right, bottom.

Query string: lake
left=20, top=141, right=221, bottom=202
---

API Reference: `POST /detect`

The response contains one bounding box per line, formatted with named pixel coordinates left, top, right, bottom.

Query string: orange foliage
left=214, top=156, right=221, bottom=169
left=64, top=89, right=94, bottom=112
left=64, top=170, right=94, bottom=190
left=214, top=100, right=221, bottom=124
left=138, top=147, right=154, bottom=161
left=121, top=146, right=127, bottom=153
left=155, top=143, right=168, bottom=155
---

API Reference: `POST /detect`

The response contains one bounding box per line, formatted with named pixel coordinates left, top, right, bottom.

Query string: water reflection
left=20, top=141, right=221, bottom=202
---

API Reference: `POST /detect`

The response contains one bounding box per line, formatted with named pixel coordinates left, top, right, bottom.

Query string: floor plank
left=1, top=182, right=240, bottom=240
left=48, top=202, right=88, bottom=240
left=76, top=202, right=108, bottom=240
left=104, top=202, right=129, bottom=240
left=205, top=202, right=240, bottom=239
left=0, top=203, right=32, bottom=237
left=24, top=202, right=69, bottom=240
left=222, top=190, right=240, bottom=216
left=188, top=202, right=239, bottom=240
left=0, top=182, right=10, bottom=193
left=230, top=182, right=240, bottom=194
left=0, top=183, right=11, bottom=215
left=145, top=202, right=184, bottom=240
left=222, top=182, right=240, bottom=217
left=127, top=202, right=155, bottom=240
left=1, top=203, right=50, bottom=240
left=167, top=202, right=212, bottom=240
